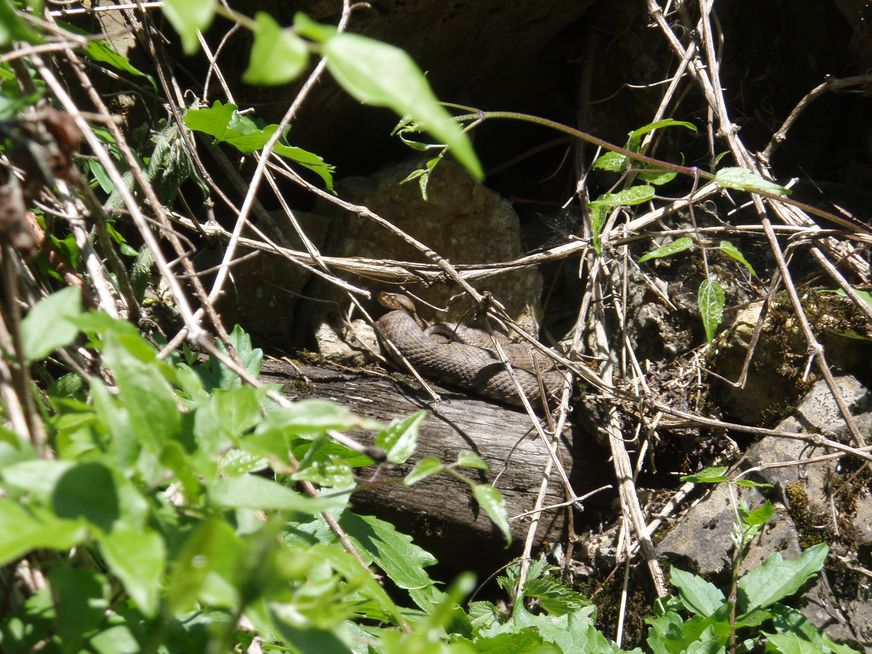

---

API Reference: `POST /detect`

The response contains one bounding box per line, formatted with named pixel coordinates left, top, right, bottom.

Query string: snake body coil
left=376, top=293, right=563, bottom=408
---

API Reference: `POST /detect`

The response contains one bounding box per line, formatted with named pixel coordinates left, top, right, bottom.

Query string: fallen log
left=261, top=358, right=613, bottom=567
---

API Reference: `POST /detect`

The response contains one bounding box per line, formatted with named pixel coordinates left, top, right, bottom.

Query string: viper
left=375, top=292, right=564, bottom=409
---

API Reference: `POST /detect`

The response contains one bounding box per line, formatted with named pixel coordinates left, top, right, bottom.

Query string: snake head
left=377, top=291, right=427, bottom=328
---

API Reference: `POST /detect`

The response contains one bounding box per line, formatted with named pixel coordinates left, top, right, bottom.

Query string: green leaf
left=737, top=543, right=828, bottom=614
left=592, top=151, right=627, bottom=172
left=375, top=410, right=425, bottom=464
left=738, top=500, right=775, bottom=528
left=293, top=12, right=337, bottom=42
left=0, top=0, right=41, bottom=45
left=51, top=461, right=120, bottom=532
left=166, top=518, right=241, bottom=612
left=212, top=386, right=262, bottom=439
left=271, top=623, right=352, bottom=654
left=639, top=236, right=693, bottom=264
left=670, top=567, right=725, bottom=617
left=260, top=399, right=380, bottom=435
left=0, top=499, right=87, bottom=565
left=323, top=32, right=482, bottom=179
left=102, top=331, right=181, bottom=452
left=404, top=455, right=444, bottom=485
left=338, top=512, right=437, bottom=609
left=718, top=241, right=757, bottom=276
left=244, top=12, right=309, bottom=85
left=455, top=450, right=489, bottom=471
left=0, top=89, right=41, bottom=120
left=522, top=574, right=591, bottom=616
left=589, top=203, right=606, bottom=256
left=639, top=169, right=678, bottom=186
left=162, top=0, right=217, bottom=54
left=627, top=118, right=697, bottom=150
left=515, top=605, right=620, bottom=654
left=472, top=484, right=511, bottom=545
left=1, top=459, right=73, bottom=498
left=765, top=632, right=826, bottom=654
left=680, top=466, right=729, bottom=484
left=184, top=101, right=335, bottom=191
left=21, top=286, right=83, bottom=362
left=48, top=567, right=108, bottom=652
left=735, top=478, right=773, bottom=488
left=89, top=625, right=141, bottom=653
left=715, top=167, right=790, bottom=196
left=590, top=185, right=655, bottom=208
left=83, top=38, right=155, bottom=89
left=698, top=278, right=725, bottom=342
left=210, top=474, right=341, bottom=512
left=98, top=526, right=165, bottom=617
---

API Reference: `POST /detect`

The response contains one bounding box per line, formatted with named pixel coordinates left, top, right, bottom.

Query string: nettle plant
left=0, top=1, right=861, bottom=652
left=0, top=293, right=856, bottom=651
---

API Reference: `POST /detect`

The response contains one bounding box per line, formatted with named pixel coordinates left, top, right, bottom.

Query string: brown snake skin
left=375, top=292, right=563, bottom=408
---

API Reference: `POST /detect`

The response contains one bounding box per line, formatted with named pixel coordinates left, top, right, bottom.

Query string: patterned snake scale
left=375, top=292, right=564, bottom=409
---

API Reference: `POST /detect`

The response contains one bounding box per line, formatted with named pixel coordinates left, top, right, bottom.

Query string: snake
left=375, top=292, right=564, bottom=408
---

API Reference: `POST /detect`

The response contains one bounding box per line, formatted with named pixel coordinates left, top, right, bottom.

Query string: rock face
left=657, top=376, right=872, bottom=650
left=709, top=295, right=872, bottom=425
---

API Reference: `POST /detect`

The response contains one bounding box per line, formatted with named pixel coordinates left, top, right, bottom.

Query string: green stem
left=452, top=110, right=869, bottom=234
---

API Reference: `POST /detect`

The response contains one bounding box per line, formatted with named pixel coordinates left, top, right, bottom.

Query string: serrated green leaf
left=338, top=512, right=437, bottom=609
left=735, top=479, right=773, bottom=488
left=375, top=410, right=425, bottom=464
left=764, top=631, right=826, bottom=654
left=680, top=466, right=729, bottom=484
left=590, top=203, right=606, bottom=256
left=98, top=526, right=165, bottom=617
left=258, top=400, right=380, bottom=436
left=472, top=484, right=511, bottom=545
left=639, top=169, right=678, bottom=186
left=210, top=474, right=341, bottom=512
left=323, top=32, right=481, bottom=179
left=184, top=101, right=335, bottom=190
left=670, top=567, right=726, bottom=617
left=718, top=241, right=757, bottom=276
left=738, top=500, right=775, bottom=527
left=522, top=575, right=590, bottom=616
left=21, top=286, right=83, bottom=362
left=102, top=331, right=181, bottom=452
left=291, top=455, right=354, bottom=487
left=698, top=278, right=725, bottom=342
left=0, top=499, right=87, bottom=565
left=162, top=0, right=217, bottom=54
left=737, top=543, right=828, bottom=614
left=84, top=39, right=155, bottom=89
left=590, top=184, right=655, bottom=208
left=639, top=236, right=693, bottom=264
left=212, top=386, right=262, bottom=439
left=455, top=450, right=489, bottom=471
left=244, top=12, right=309, bottom=85
left=592, top=151, right=627, bottom=172
left=715, top=167, right=790, bottom=196
left=404, top=456, right=444, bottom=485
left=627, top=118, right=697, bottom=150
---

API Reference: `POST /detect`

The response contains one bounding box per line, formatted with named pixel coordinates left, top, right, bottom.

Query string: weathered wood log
left=261, top=359, right=612, bottom=567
